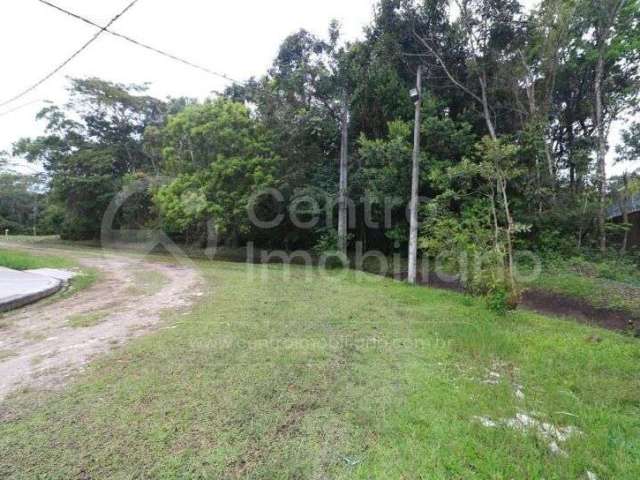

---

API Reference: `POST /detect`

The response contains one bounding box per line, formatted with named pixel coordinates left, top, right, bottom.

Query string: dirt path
left=0, top=249, right=202, bottom=401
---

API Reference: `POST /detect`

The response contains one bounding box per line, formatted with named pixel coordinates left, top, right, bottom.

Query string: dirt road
left=0, top=249, right=202, bottom=401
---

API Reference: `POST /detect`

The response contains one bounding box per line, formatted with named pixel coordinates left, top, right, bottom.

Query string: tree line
left=5, top=0, right=640, bottom=302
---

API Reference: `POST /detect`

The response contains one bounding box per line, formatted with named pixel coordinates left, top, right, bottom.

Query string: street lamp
left=409, top=87, right=420, bottom=104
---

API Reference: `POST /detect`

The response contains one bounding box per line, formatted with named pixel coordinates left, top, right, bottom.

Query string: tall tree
left=154, top=98, right=280, bottom=246
left=574, top=0, right=640, bottom=252
left=13, top=79, right=166, bottom=239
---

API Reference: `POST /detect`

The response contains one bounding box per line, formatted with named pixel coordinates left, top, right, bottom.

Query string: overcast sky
left=0, top=0, right=635, bottom=177
left=0, top=0, right=375, bottom=172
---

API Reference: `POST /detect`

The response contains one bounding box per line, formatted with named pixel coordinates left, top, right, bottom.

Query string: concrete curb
left=0, top=280, right=63, bottom=313
left=0, top=267, right=68, bottom=313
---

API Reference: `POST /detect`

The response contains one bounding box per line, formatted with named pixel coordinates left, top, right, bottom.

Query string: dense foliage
left=8, top=0, right=640, bottom=292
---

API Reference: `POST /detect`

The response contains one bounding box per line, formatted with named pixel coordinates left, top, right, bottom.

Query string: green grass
left=67, top=310, right=110, bottom=328
left=62, top=267, right=98, bottom=298
left=1, top=260, right=639, bottom=478
left=0, top=247, right=75, bottom=271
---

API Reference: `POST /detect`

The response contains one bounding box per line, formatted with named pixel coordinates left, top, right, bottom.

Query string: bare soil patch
left=520, top=288, right=635, bottom=333
left=393, top=271, right=637, bottom=333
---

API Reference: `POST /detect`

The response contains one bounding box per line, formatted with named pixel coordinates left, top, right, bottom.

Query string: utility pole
left=337, top=92, right=349, bottom=256
left=408, top=65, right=422, bottom=284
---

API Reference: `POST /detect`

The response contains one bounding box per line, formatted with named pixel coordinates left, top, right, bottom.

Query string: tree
left=154, top=156, right=278, bottom=246
left=159, top=98, right=270, bottom=176
left=358, top=120, right=414, bottom=244
left=273, top=24, right=354, bottom=255
left=358, top=99, right=476, bottom=247
left=422, top=136, right=526, bottom=305
left=0, top=171, right=46, bottom=235
left=416, top=0, right=525, bottom=141
left=573, top=0, right=640, bottom=252
left=8, top=1, right=640, bottom=268
left=518, top=0, right=576, bottom=195
left=13, top=79, right=167, bottom=239
left=617, top=122, right=640, bottom=164
left=154, top=98, right=280, bottom=246
left=414, top=0, right=524, bottom=280
left=227, top=26, right=354, bottom=252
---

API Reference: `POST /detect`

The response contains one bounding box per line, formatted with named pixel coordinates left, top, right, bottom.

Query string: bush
left=312, top=229, right=340, bottom=256
left=485, top=285, right=519, bottom=315
left=321, top=251, right=349, bottom=270
left=421, top=200, right=521, bottom=308
left=486, top=287, right=509, bottom=315
left=545, top=255, right=640, bottom=286
left=312, top=231, right=349, bottom=269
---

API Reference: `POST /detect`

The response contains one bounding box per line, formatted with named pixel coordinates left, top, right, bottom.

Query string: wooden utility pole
left=408, top=66, right=422, bottom=284
left=337, top=93, right=349, bottom=255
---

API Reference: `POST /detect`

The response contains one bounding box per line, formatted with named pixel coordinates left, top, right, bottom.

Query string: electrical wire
left=0, top=98, right=50, bottom=118
left=37, top=0, right=242, bottom=86
left=0, top=0, right=140, bottom=109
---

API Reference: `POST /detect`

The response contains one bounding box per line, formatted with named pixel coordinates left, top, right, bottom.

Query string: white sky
left=0, top=0, right=375, bottom=172
left=0, top=0, right=636, bottom=177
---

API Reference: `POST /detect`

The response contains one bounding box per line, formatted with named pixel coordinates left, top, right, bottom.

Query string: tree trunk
left=408, top=66, right=422, bottom=284
left=498, top=176, right=516, bottom=294
left=337, top=93, right=349, bottom=256
left=490, top=188, right=500, bottom=254
left=595, top=52, right=608, bottom=254
left=520, top=50, right=556, bottom=205
left=479, top=73, right=497, bottom=141
left=544, top=141, right=555, bottom=189
left=577, top=194, right=589, bottom=250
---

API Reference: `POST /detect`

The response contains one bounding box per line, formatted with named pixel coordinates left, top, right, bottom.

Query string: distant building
left=607, top=194, right=640, bottom=249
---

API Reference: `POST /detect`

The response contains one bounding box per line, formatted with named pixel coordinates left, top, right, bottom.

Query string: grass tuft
left=67, top=310, right=110, bottom=328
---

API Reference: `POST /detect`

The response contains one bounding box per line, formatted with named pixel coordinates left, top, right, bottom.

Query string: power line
left=0, top=0, right=140, bottom=109
left=0, top=99, right=50, bottom=118
left=6, top=1, right=313, bottom=119
left=38, top=0, right=243, bottom=86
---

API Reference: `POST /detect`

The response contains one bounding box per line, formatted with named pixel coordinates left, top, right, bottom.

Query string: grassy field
left=11, top=234, right=640, bottom=318
left=0, top=255, right=638, bottom=479
left=0, top=247, right=76, bottom=271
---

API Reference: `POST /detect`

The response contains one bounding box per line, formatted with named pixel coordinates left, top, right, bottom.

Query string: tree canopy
left=8, top=0, right=640, bottom=278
